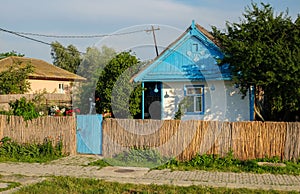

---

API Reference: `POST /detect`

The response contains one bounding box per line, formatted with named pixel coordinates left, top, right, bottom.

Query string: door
left=76, top=114, right=102, bottom=155
left=144, top=82, right=162, bottom=119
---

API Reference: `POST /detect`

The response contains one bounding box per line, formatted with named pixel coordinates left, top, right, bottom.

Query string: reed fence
left=0, top=115, right=76, bottom=155
left=103, top=119, right=300, bottom=161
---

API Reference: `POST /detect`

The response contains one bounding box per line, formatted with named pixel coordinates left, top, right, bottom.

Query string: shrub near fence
left=102, top=119, right=300, bottom=161
left=0, top=115, right=76, bottom=155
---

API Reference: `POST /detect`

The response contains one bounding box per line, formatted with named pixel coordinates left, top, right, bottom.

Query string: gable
left=134, top=21, right=231, bottom=82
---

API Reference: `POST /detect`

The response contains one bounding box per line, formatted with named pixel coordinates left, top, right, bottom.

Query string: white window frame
left=184, top=85, right=204, bottom=114
left=58, top=83, right=64, bottom=94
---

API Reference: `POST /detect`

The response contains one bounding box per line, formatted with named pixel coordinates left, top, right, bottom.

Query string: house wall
left=162, top=81, right=250, bottom=121
left=28, top=79, right=72, bottom=94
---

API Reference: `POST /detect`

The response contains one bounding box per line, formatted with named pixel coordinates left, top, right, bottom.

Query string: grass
left=0, top=180, right=21, bottom=192
left=155, top=152, right=300, bottom=175
left=88, top=158, right=110, bottom=169
left=89, top=148, right=300, bottom=175
left=0, top=136, right=65, bottom=163
left=89, top=148, right=170, bottom=168
left=14, top=176, right=299, bottom=194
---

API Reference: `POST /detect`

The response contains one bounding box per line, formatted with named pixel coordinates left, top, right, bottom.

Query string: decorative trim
left=160, top=82, right=164, bottom=119
left=249, top=86, right=255, bottom=121
left=142, top=82, right=145, bottom=120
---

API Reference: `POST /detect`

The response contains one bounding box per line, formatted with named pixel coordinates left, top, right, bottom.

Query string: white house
left=133, top=21, right=254, bottom=121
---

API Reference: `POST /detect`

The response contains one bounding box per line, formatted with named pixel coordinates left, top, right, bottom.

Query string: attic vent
left=192, top=43, right=198, bottom=52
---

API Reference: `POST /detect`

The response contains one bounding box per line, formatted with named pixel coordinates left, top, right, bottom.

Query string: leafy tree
left=74, top=46, right=116, bottom=113
left=0, top=62, right=33, bottom=94
left=0, top=51, right=24, bottom=59
left=212, top=3, right=300, bottom=121
left=50, top=42, right=143, bottom=116
left=50, top=41, right=82, bottom=73
left=111, top=66, right=143, bottom=118
left=95, top=51, right=143, bottom=118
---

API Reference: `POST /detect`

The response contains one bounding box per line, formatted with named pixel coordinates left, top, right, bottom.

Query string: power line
left=0, top=27, right=87, bottom=54
left=4, top=29, right=151, bottom=39
left=0, top=26, right=160, bottom=55
left=0, top=27, right=51, bottom=46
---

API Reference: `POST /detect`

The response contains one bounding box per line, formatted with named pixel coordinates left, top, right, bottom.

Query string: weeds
left=0, top=136, right=64, bottom=163
left=89, top=147, right=170, bottom=168
left=90, top=148, right=300, bottom=175
left=15, top=176, right=299, bottom=194
left=0, top=181, right=21, bottom=192
left=155, top=152, right=300, bottom=175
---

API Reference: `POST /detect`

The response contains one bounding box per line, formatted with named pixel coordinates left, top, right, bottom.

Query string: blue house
left=133, top=21, right=254, bottom=121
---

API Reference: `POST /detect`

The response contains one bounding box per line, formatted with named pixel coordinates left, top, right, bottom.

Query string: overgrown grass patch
left=155, top=152, right=300, bottom=175
left=0, top=180, right=21, bottom=192
left=89, top=147, right=170, bottom=168
left=90, top=148, right=300, bottom=175
left=0, top=136, right=65, bottom=163
left=14, top=176, right=299, bottom=194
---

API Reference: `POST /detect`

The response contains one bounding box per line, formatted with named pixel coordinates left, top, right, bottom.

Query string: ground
left=0, top=155, right=300, bottom=193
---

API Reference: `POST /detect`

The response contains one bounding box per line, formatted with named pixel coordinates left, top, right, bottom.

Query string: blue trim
left=142, top=82, right=145, bottom=120
left=249, top=86, right=255, bottom=121
left=184, top=84, right=205, bottom=115
left=191, top=20, right=195, bottom=29
left=160, top=82, right=164, bottom=119
left=136, top=77, right=232, bottom=82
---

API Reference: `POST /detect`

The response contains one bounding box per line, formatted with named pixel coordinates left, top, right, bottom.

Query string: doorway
left=144, top=82, right=161, bottom=119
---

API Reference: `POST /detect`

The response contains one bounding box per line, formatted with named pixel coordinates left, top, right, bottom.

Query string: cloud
left=1, top=0, right=241, bottom=31
left=1, top=0, right=298, bottom=62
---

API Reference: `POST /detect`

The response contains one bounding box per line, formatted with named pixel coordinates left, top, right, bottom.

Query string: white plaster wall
left=162, top=81, right=250, bottom=121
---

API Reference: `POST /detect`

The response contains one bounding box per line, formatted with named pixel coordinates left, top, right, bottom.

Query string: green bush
left=9, top=97, right=39, bottom=121
left=0, top=136, right=64, bottom=163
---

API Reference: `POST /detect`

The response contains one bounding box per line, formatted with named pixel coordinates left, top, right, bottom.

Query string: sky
left=0, top=0, right=299, bottom=63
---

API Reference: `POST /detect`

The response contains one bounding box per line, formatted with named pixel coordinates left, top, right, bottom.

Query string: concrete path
left=0, top=155, right=300, bottom=193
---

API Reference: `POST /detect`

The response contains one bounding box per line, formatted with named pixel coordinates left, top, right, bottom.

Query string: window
left=58, top=83, right=64, bottom=93
left=185, top=85, right=204, bottom=114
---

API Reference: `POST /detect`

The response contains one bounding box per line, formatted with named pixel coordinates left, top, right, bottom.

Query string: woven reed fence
left=103, top=119, right=300, bottom=161
left=0, top=115, right=76, bottom=155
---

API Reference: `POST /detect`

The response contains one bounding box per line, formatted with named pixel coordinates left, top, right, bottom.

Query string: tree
left=74, top=46, right=116, bottom=113
left=0, top=51, right=24, bottom=59
left=95, top=51, right=143, bottom=118
left=212, top=3, right=300, bottom=121
left=51, top=41, right=82, bottom=73
left=0, top=62, right=33, bottom=94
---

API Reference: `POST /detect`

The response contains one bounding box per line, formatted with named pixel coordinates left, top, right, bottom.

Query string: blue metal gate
left=76, top=114, right=102, bottom=155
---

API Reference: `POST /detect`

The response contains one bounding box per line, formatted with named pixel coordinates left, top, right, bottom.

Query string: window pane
left=186, top=96, right=194, bottom=112
left=187, top=87, right=202, bottom=95
left=195, top=96, right=202, bottom=112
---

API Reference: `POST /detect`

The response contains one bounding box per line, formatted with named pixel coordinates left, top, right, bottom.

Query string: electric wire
left=0, top=26, right=160, bottom=55
left=2, top=29, right=149, bottom=39
left=0, top=27, right=51, bottom=46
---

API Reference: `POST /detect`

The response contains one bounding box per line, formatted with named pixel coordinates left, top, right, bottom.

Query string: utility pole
left=146, top=26, right=160, bottom=57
